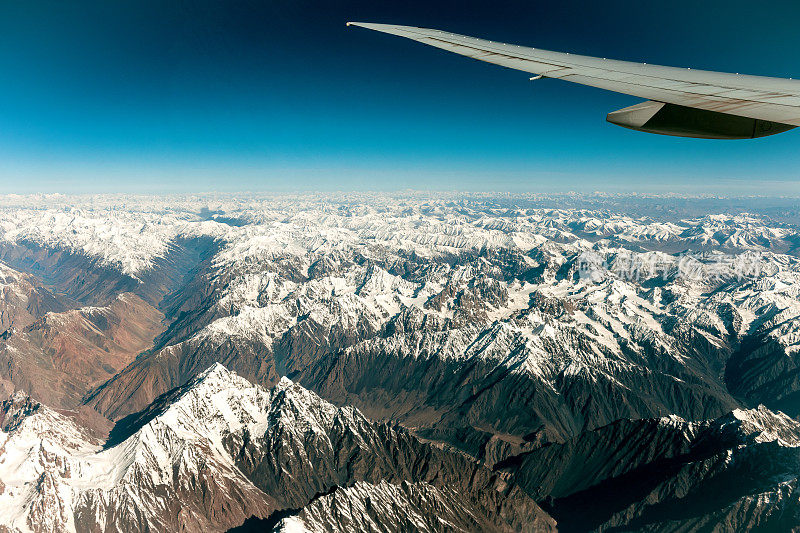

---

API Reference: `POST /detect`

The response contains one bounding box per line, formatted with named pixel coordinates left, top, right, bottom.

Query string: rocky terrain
left=0, top=364, right=549, bottom=532
left=0, top=192, right=798, bottom=531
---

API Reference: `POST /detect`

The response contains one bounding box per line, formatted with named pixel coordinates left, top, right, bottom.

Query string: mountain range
left=0, top=192, right=798, bottom=532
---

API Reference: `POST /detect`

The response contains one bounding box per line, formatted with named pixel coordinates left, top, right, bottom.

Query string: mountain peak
left=188, top=360, right=236, bottom=380
left=719, top=405, right=800, bottom=446
left=0, top=391, right=41, bottom=432
left=180, top=361, right=254, bottom=395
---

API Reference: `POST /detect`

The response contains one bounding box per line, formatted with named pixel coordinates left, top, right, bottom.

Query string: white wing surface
left=348, top=22, right=799, bottom=138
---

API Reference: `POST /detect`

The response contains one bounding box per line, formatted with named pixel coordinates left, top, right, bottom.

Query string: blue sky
left=0, top=0, right=799, bottom=194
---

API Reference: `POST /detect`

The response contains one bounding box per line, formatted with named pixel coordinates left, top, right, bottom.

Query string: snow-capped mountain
left=270, top=480, right=527, bottom=533
left=0, top=192, right=799, bottom=531
left=0, top=366, right=272, bottom=533
left=71, top=195, right=800, bottom=455
left=0, top=363, right=550, bottom=532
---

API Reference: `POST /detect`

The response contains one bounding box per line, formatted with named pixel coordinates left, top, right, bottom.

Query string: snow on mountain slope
left=0, top=366, right=274, bottom=533
left=64, top=194, right=800, bottom=455
left=0, top=364, right=551, bottom=533
left=273, top=480, right=507, bottom=533
left=1, top=193, right=796, bottom=278
left=0, top=209, right=179, bottom=278
left=2, top=193, right=800, bottom=531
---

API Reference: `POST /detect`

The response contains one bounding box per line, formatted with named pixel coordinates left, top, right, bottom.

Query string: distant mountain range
left=0, top=193, right=798, bottom=532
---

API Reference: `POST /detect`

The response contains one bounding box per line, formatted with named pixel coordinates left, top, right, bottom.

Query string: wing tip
left=345, top=22, right=410, bottom=32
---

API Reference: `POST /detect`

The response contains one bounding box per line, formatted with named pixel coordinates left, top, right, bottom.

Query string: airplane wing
left=347, top=22, right=800, bottom=139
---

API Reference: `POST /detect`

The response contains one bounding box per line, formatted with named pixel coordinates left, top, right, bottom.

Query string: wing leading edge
left=347, top=22, right=799, bottom=139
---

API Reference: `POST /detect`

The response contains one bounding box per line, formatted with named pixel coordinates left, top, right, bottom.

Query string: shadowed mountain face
left=0, top=365, right=553, bottom=532
left=0, top=236, right=218, bottom=433
left=0, top=291, right=162, bottom=411
left=0, top=193, right=799, bottom=531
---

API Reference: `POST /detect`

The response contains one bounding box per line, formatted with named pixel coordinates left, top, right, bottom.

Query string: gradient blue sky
left=0, top=0, right=799, bottom=194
